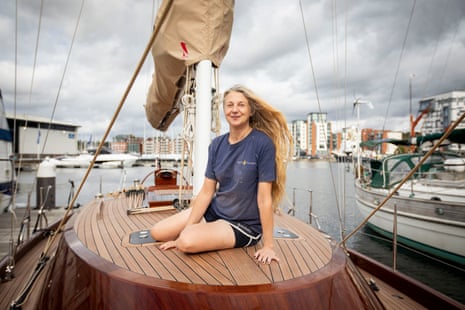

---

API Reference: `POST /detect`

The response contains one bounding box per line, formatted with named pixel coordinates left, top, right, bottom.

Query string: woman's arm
left=185, top=177, right=217, bottom=226
left=254, top=181, right=279, bottom=264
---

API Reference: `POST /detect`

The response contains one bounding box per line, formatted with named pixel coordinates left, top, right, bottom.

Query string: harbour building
left=419, top=91, right=465, bottom=134
left=307, top=112, right=333, bottom=159
left=418, top=91, right=465, bottom=152
left=6, top=114, right=80, bottom=160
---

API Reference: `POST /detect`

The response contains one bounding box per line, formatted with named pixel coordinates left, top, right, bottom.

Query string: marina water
left=13, top=160, right=465, bottom=304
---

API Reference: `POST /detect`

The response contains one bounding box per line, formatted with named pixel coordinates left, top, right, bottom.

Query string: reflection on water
left=13, top=161, right=465, bottom=304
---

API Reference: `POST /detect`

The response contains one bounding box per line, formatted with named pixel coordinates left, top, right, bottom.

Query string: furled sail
left=145, top=0, right=234, bottom=131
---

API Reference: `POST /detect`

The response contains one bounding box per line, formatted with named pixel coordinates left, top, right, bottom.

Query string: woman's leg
left=175, top=220, right=235, bottom=253
left=150, top=208, right=192, bottom=241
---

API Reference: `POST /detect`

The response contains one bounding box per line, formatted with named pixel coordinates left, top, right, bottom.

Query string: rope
left=10, top=1, right=175, bottom=306
left=4, top=0, right=45, bottom=286
left=212, top=67, right=221, bottom=136
left=179, top=65, right=195, bottom=204
left=381, top=0, right=416, bottom=132
left=13, top=0, right=46, bottom=199
left=299, top=0, right=346, bottom=242
left=41, top=0, right=173, bottom=280
left=41, top=0, right=86, bottom=153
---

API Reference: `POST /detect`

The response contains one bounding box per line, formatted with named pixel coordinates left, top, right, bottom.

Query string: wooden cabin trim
left=347, top=249, right=465, bottom=309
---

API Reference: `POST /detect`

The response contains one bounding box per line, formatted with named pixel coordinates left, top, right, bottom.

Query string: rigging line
left=333, top=0, right=352, bottom=241
left=10, top=2, right=175, bottom=305
left=298, top=0, right=321, bottom=111
left=40, top=0, right=174, bottom=258
left=437, top=5, right=460, bottom=90
left=14, top=0, right=46, bottom=182
left=342, top=0, right=349, bottom=240
left=7, top=0, right=24, bottom=268
left=332, top=0, right=350, bottom=242
left=331, top=0, right=340, bottom=96
left=13, top=0, right=18, bottom=150
left=26, top=0, right=45, bottom=110
left=8, top=0, right=20, bottom=261
left=41, top=0, right=86, bottom=154
left=328, top=0, right=345, bottom=241
left=141, top=0, right=160, bottom=148
left=381, top=0, right=417, bottom=132
left=143, top=0, right=160, bottom=94
left=418, top=1, right=448, bottom=101
left=5, top=0, right=21, bottom=278
left=340, top=110, right=465, bottom=246
left=299, top=0, right=345, bottom=238
left=343, top=0, right=348, bottom=132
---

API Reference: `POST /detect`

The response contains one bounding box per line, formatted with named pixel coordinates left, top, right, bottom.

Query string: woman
left=150, top=85, right=291, bottom=264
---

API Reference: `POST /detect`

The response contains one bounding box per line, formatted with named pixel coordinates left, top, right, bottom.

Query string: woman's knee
left=150, top=209, right=191, bottom=241
left=176, top=229, right=198, bottom=253
left=150, top=224, right=164, bottom=241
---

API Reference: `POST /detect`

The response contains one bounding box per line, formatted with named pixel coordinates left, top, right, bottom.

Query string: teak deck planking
left=2, top=194, right=458, bottom=309
left=74, top=194, right=333, bottom=286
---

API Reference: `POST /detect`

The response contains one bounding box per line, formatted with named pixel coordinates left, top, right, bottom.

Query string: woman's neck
left=229, top=126, right=253, bottom=144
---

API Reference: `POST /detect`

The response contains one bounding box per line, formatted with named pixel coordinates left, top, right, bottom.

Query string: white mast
left=193, top=60, right=212, bottom=195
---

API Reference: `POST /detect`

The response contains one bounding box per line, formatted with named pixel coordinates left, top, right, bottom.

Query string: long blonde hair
left=223, top=85, right=293, bottom=211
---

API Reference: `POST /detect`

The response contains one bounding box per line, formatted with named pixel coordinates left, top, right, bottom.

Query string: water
left=13, top=161, right=465, bottom=304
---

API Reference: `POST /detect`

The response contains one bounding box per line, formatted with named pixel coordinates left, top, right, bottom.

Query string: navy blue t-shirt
left=204, top=129, right=276, bottom=234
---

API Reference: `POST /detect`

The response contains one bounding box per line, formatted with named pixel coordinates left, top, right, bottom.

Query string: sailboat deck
left=1, top=195, right=459, bottom=309
left=73, top=194, right=333, bottom=286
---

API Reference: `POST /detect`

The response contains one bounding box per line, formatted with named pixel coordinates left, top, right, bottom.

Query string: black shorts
left=204, top=207, right=261, bottom=248
left=228, top=221, right=262, bottom=248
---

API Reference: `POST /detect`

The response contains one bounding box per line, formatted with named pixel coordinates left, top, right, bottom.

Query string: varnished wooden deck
left=2, top=195, right=462, bottom=308
left=74, top=194, right=333, bottom=286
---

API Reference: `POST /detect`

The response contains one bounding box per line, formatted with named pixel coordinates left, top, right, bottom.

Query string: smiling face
left=223, top=91, right=253, bottom=130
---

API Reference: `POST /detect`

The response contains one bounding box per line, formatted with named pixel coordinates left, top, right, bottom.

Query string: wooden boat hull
left=35, top=196, right=383, bottom=309
left=2, top=197, right=463, bottom=309
left=38, top=230, right=371, bottom=309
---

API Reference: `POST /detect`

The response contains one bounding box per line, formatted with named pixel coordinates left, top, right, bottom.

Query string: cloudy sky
left=1, top=0, right=464, bottom=141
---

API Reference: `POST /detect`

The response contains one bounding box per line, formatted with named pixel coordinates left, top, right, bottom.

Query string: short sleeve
left=257, top=135, right=276, bottom=182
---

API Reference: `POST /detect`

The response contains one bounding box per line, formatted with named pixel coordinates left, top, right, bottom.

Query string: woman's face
left=223, top=91, right=252, bottom=129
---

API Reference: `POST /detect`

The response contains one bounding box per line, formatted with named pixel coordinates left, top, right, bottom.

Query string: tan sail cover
left=145, top=0, right=234, bottom=131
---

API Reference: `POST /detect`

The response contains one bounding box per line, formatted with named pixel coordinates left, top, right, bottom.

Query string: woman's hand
left=254, top=246, right=279, bottom=264
left=159, top=240, right=177, bottom=251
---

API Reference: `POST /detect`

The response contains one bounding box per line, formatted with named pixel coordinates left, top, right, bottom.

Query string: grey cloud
left=1, top=0, right=464, bottom=140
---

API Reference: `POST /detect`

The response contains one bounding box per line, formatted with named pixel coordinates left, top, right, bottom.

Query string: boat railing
left=283, top=187, right=321, bottom=230
left=363, top=154, right=465, bottom=190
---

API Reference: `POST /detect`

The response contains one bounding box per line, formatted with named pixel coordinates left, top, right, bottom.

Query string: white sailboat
left=53, top=152, right=138, bottom=168
left=355, top=130, right=465, bottom=266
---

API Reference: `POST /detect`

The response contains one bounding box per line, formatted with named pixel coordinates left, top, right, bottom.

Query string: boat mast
left=193, top=60, right=212, bottom=194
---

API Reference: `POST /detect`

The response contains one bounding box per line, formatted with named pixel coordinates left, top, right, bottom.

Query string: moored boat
left=52, top=152, right=138, bottom=168
left=355, top=132, right=465, bottom=266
